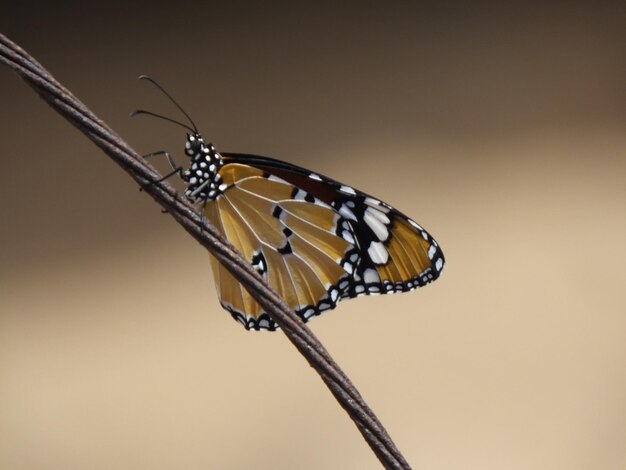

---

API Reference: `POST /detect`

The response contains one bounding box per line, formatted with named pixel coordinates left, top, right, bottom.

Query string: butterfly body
left=178, top=132, right=444, bottom=331
left=181, top=134, right=226, bottom=200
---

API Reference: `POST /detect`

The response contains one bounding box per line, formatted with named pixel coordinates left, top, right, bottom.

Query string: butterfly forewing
left=223, top=154, right=445, bottom=285
left=201, top=153, right=444, bottom=330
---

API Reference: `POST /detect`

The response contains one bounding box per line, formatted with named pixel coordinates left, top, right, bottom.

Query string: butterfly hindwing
left=202, top=153, right=445, bottom=330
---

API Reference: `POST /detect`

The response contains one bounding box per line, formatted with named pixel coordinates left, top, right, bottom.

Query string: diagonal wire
left=0, top=33, right=412, bottom=469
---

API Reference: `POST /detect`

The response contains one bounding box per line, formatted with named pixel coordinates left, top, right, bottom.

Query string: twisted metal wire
left=0, top=33, right=412, bottom=469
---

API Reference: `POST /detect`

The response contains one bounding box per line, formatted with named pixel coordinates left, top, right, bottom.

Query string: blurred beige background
left=1, top=2, right=625, bottom=469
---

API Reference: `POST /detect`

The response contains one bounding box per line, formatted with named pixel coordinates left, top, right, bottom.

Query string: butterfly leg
left=139, top=150, right=184, bottom=213
left=139, top=150, right=183, bottom=190
left=143, top=150, right=179, bottom=171
left=199, top=190, right=210, bottom=233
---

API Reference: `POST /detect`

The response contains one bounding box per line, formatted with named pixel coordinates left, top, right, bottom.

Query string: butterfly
left=136, top=76, right=445, bottom=331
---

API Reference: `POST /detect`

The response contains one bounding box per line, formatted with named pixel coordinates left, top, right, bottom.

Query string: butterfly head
left=183, top=132, right=205, bottom=156
left=182, top=133, right=226, bottom=201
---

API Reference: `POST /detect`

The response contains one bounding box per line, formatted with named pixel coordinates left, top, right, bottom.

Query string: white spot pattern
left=339, top=185, right=356, bottom=195
left=363, top=208, right=390, bottom=241
left=363, top=268, right=380, bottom=284
left=338, top=205, right=358, bottom=221
left=368, top=241, right=389, bottom=264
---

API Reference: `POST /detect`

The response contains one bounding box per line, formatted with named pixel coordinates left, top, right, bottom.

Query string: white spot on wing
left=364, top=209, right=389, bottom=241
left=409, top=219, right=423, bottom=231
left=428, top=244, right=436, bottom=259
left=435, top=258, right=443, bottom=271
left=364, top=268, right=380, bottom=284
left=309, top=173, right=322, bottom=181
left=342, top=231, right=355, bottom=244
left=368, top=207, right=390, bottom=225
left=338, top=205, right=358, bottom=221
left=368, top=241, right=389, bottom=264
left=339, top=185, right=356, bottom=195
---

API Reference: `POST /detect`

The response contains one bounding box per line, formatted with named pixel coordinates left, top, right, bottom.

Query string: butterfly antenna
left=130, top=109, right=196, bottom=133
left=137, top=75, right=199, bottom=133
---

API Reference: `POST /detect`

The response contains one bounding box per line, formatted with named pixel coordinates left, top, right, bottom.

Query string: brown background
left=1, top=2, right=625, bottom=469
